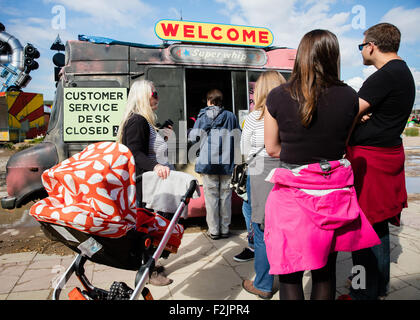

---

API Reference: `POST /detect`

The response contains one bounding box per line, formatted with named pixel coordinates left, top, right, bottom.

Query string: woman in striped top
left=239, top=71, right=286, bottom=299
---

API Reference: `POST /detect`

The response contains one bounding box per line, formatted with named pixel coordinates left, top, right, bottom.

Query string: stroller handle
left=184, top=180, right=197, bottom=202
left=130, top=179, right=197, bottom=300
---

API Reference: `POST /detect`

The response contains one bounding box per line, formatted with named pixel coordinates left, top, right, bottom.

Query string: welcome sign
left=155, top=20, right=273, bottom=47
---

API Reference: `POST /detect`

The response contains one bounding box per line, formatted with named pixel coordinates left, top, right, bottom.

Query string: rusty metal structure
left=0, top=23, right=40, bottom=92
left=0, top=24, right=46, bottom=142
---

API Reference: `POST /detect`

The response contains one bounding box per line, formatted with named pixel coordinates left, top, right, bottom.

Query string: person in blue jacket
left=189, top=89, right=241, bottom=239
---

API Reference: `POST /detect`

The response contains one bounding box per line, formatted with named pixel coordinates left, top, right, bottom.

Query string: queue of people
left=114, top=21, right=415, bottom=300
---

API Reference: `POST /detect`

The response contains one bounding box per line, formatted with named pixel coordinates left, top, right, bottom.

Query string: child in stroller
left=29, top=141, right=199, bottom=300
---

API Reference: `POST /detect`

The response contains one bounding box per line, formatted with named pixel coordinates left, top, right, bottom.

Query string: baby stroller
left=29, top=142, right=199, bottom=300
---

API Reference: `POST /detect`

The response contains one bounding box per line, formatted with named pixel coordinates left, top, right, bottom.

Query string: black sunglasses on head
left=151, top=91, right=158, bottom=99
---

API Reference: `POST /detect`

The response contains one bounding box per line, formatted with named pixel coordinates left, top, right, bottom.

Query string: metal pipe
left=0, top=31, right=24, bottom=71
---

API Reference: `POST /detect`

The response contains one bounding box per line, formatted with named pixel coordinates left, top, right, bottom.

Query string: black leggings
left=278, top=252, right=338, bottom=300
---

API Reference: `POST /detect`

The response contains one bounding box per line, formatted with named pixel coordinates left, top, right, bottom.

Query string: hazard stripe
left=8, top=92, right=38, bottom=117
left=22, top=105, right=44, bottom=123
left=23, top=93, right=43, bottom=114
left=15, top=94, right=43, bottom=121
left=29, top=116, right=45, bottom=128
left=5, top=92, right=19, bottom=112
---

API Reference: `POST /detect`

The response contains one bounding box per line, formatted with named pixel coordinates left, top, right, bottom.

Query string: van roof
left=65, top=35, right=296, bottom=73
left=77, top=34, right=292, bottom=52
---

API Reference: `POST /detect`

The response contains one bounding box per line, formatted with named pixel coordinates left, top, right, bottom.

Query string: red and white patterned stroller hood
left=30, top=142, right=138, bottom=238
left=30, top=142, right=184, bottom=248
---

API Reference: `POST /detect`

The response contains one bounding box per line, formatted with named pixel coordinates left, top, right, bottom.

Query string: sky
left=1, top=0, right=419, bottom=108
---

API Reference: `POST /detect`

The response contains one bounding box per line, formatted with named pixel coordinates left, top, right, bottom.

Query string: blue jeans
left=350, top=220, right=390, bottom=300
left=252, top=222, right=274, bottom=293
left=242, top=174, right=254, bottom=248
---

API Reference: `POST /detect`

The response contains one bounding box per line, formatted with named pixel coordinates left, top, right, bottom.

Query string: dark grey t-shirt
left=267, top=83, right=358, bottom=165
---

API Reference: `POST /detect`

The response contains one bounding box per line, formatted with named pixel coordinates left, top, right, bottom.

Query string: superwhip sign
left=155, top=20, right=274, bottom=47
left=169, top=44, right=267, bottom=66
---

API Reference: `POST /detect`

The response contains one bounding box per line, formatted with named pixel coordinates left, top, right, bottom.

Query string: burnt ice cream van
left=1, top=20, right=296, bottom=217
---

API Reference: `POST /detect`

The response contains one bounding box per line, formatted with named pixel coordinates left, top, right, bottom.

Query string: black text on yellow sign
left=63, top=88, right=127, bottom=142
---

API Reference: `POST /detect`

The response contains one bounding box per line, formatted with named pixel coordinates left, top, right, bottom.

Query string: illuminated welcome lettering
left=160, top=23, right=179, bottom=37
left=243, top=30, right=256, bottom=42
left=155, top=20, right=273, bottom=47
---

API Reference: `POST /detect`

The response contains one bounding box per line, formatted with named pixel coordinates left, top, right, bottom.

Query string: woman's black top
left=122, top=114, right=158, bottom=202
left=266, top=83, right=358, bottom=165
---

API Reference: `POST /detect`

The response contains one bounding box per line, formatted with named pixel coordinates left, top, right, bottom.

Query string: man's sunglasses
left=151, top=91, right=158, bottom=99
left=358, top=42, right=371, bottom=51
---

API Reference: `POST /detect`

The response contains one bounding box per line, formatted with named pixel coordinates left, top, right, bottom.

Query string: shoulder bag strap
left=245, top=145, right=265, bottom=165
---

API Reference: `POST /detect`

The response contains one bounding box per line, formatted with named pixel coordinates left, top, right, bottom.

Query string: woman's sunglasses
left=151, top=91, right=158, bottom=99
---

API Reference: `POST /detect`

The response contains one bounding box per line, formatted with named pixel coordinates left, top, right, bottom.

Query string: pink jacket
left=264, top=159, right=381, bottom=275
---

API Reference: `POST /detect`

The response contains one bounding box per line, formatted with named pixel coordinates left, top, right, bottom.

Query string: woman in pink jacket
left=264, top=29, right=380, bottom=300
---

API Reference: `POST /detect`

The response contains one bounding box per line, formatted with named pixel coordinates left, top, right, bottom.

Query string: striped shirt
left=148, top=124, right=169, bottom=166
left=240, top=110, right=268, bottom=158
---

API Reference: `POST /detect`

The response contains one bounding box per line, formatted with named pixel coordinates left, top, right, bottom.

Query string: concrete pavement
left=1, top=201, right=420, bottom=300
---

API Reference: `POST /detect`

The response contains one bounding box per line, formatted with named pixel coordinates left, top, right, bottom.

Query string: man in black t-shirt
left=345, top=23, right=415, bottom=301
left=349, top=48, right=415, bottom=147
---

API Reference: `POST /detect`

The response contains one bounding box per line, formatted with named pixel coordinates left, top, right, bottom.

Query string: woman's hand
left=360, top=113, right=372, bottom=123
left=153, top=164, right=170, bottom=179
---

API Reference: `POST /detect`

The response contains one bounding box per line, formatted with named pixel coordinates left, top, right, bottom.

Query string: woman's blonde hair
left=116, top=79, right=157, bottom=143
left=254, top=71, right=286, bottom=120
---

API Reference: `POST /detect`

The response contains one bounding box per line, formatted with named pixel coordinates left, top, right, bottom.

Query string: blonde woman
left=116, top=80, right=172, bottom=286
left=239, top=71, right=286, bottom=299
left=117, top=80, right=171, bottom=203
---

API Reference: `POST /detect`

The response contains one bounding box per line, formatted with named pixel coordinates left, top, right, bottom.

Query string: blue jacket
left=188, top=106, right=241, bottom=175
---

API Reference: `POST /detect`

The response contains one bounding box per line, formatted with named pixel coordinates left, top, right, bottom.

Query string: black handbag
left=230, top=146, right=265, bottom=201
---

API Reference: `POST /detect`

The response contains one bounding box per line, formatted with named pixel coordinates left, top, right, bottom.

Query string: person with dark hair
left=345, top=22, right=416, bottom=300
left=189, top=89, right=240, bottom=240
left=264, top=29, right=380, bottom=300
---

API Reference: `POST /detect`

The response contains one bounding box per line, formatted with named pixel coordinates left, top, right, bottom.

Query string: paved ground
left=0, top=199, right=419, bottom=300
left=0, top=136, right=419, bottom=300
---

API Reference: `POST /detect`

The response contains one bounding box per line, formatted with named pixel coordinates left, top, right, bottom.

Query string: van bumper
left=1, top=196, right=16, bottom=210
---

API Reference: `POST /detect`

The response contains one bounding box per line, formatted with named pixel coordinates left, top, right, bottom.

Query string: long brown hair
left=254, top=71, right=286, bottom=120
left=288, top=29, right=344, bottom=127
